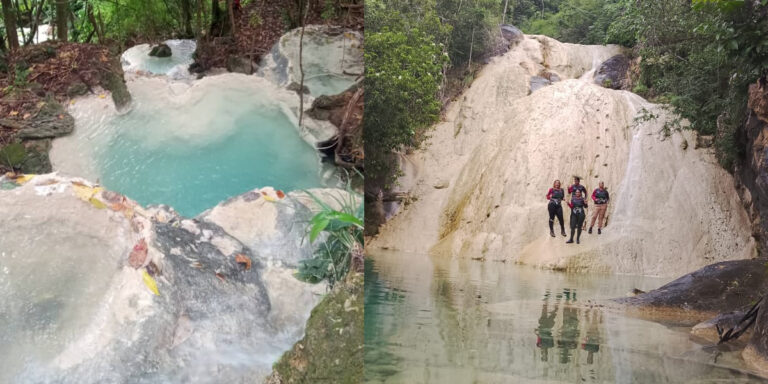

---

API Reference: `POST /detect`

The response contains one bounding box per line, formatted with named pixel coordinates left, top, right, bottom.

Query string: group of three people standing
left=545, top=177, right=610, bottom=244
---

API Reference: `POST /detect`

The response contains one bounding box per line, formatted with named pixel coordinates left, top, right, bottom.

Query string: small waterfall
left=121, top=39, right=197, bottom=78
left=257, top=26, right=363, bottom=96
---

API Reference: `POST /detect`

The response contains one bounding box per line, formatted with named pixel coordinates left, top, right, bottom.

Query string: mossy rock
left=67, top=82, right=89, bottom=97
left=267, top=273, right=363, bottom=383
left=7, top=97, right=74, bottom=140
left=100, top=57, right=132, bottom=110
left=0, top=142, right=26, bottom=168
left=20, top=139, right=52, bottom=174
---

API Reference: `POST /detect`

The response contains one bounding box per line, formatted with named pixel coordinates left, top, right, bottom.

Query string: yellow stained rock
left=89, top=197, right=107, bottom=209
left=14, top=174, right=35, bottom=185
left=72, top=183, right=103, bottom=202
left=141, top=269, right=160, bottom=296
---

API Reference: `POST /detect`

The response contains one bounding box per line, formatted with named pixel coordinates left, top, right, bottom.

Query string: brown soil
left=195, top=0, right=363, bottom=71
left=0, top=42, right=125, bottom=173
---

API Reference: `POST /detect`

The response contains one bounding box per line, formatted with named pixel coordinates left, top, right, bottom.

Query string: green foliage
left=364, top=27, right=448, bottom=185
left=510, top=0, right=629, bottom=45
left=66, top=0, right=203, bottom=43
left=515, top=0, right=767, bottom=169
left=0, top=142, right=26, bottom=168
left=617, top=0, right=767, bottom=168
left=321, top=0, right=337, bottom=20
left=296, top=184, right=363, bottom=288
left=632, top=83, right=649, bottom=96
left=249, top=13, right=263, bottom=27
left=13, top=66, right=30, bottom=87
left=437, top=0, right=500, bottom=64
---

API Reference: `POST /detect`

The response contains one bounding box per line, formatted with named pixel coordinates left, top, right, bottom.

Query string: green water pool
left=365, top=250, right=768, bottom=383
left=53, top=75, right=326, bottom=217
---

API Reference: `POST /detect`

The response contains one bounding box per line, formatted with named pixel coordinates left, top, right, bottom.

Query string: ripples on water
left=364, top=250, right=767, bottom=383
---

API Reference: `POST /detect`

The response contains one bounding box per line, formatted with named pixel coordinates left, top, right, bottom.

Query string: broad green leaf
left=309, top=217, right=330, bottom=243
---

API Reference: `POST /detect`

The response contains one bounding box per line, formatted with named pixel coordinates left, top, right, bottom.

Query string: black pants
left=548, top=203, right=564, bottom=233
left=570, top=208, right=586, bottom=241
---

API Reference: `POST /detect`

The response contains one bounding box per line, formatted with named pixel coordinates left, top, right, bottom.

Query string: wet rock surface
left=0, top=173, right=345, bottom=383
left=691, top=311, right=749, bottom=343
left=745, top=302, right=768, bottom=375
left=614, top=259, right=768, bottom=325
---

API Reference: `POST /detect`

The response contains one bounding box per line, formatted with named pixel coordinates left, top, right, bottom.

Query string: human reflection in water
left=581, top=309, right=602, bottom=365
left=558, top=288, right=580, bottom=364
left=535, top=290, right=558, bottom=362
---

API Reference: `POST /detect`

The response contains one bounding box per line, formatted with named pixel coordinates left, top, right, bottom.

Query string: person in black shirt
left=568, top=176, right=588, bottom=231
left=546, top=180, right=567, bottom=237
left=588, top=181, right=610, bottom=234
left=566, top=189, right=588, bottom=244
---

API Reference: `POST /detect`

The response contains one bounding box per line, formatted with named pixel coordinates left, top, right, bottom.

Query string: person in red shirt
left=588, top=181, right=610, bottom=234
left=546, top=180, right=567, bottom=237
left=566, top=189, right=588, bottom=244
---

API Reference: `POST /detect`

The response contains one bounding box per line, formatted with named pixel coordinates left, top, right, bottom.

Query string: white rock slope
left=370, top=35, right=755, bottom=277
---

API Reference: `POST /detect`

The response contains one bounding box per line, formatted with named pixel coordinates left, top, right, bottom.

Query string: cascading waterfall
left=371, top=34, right=754, bottom=278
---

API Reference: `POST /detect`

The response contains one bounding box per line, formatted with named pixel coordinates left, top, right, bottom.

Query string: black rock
left=594, top=54, right=630, bottom=90
left=148, top=43, right=172, bottom=58
left=500, top=24, right=524, bottom=45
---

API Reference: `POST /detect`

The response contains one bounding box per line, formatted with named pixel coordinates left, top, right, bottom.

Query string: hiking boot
left=566, top=239, right=574, bottom=244
left=550, top=230, right=555, bottom=237
left=598, top=228, right=602, bottom=235
left=588, top=227, right=593, bottom=234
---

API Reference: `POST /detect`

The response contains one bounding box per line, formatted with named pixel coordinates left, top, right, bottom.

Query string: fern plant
left=295, top=179, right=363, bottom=288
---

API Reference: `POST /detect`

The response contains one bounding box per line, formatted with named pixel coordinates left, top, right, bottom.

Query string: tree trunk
left=86, top=2, right=103, bottom=42
left=210, top=0, right=224, bottom=36
left=55, top=0, right=67, bottom=41
left=467, top=26, right=475, bottom=70
left=1, top=0, right=20, bottom=51
left=195, top=0, right=203, bottom=38
left=502, top=0, right=509, bottom=24
left=226, top=0, right=236, bottom=38
left=181, top=0, right=193, bottom=37
left=298, top=0, right=310, bottom=126
left=14, top=0, right=25, bottom=43
left=24, top=0, right=47, bottom=45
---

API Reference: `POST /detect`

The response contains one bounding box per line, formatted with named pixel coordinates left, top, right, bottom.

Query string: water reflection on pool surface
left=364, top=250, right=767, bottom=383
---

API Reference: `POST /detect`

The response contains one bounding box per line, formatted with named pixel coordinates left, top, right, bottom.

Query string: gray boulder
left=500, top=24, right=524, bottom=45
left=529, top=76, right=551, bottom=94
left=594, top=54, right=630, bottom=90
left=287, top=81, right=310, bottom=95
left=1, top=99, right=74, bottom=140
left=148, top=43, right=172, bottom=58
